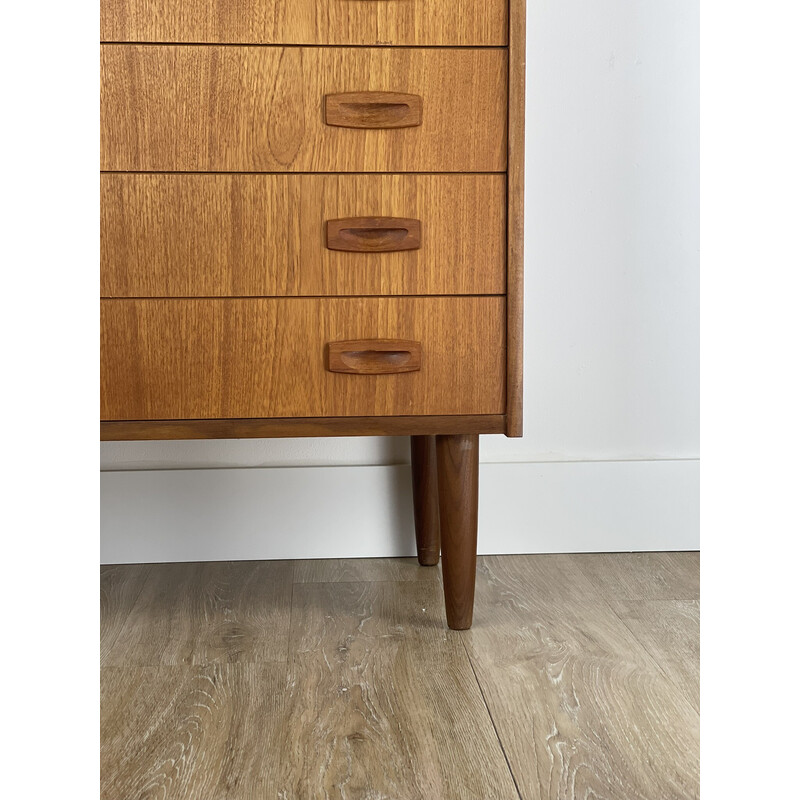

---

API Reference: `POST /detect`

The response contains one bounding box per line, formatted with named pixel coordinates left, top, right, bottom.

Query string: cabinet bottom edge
left=101, top=414, right=508, bottom=441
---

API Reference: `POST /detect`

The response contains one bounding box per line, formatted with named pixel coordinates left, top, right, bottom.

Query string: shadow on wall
left=100, top=438, right=418, bottom=564
left=100, top=434, right=414, bottom=471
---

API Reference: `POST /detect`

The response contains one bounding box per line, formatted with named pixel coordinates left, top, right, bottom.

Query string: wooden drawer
left=101, top=174, right=506, bottom=297
left=101, top=298, right=505, bottom=420
left=101, top=0, right=507, bottom=46
left=100, top=46, right=507, bottom=173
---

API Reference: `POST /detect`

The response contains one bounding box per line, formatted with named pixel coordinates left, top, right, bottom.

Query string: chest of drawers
left=100, top=0, right=526, bottom=630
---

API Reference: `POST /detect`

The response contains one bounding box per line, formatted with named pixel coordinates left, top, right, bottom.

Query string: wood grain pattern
left=101, top=561, right=294, bottom=667
left=100, top=46, right=508, bottom=172
left=437, top=434, right=479, bottom=629
left=609, top=598, right=700, bottom=713
left=101, top=663, right=289, bottom=799
left=100, top=415, right=508, bottom=441
left=100, top=0, right=508, bottom=47
left=279, top=580, right=519, bottom=799
left=326, top=216, right=422, bottom=253
left=476, top=553, right=602, bottom=600
left=506, top=0, right=527, bottom=437
left=100, top=564, right=151, bottom=665
left=292, top=556, right=442, bottom=584
left=101, top=554, right=699, bottom=798
left=327, top=338, right=422, bottom=374
left=325, top=91, right=422, bottom=129
left=101, top=297, right=506, bottom=420
left=568, top=551, right=700, bottom=601
left=463, top=556, right=700, bottom=800
left=101, top=173, right=505, bottom=297
left=101, top=579, right=518, bottom=799
left=410, top=435, right=440, bottom=566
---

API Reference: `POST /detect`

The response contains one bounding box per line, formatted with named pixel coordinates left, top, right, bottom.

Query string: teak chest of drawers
left=100, top=0, right=526, bottom=630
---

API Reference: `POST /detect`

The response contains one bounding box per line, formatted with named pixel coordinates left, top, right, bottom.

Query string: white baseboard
left=100, top=459, right=698, bottom=564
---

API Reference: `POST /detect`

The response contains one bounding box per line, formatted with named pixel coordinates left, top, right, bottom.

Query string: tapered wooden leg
left=410, top=435, right=440, bottom=566
left=436, top=434, right=479, bottom=630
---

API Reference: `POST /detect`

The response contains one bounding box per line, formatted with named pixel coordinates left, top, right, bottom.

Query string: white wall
left=101, top=1, right=700, bottom=562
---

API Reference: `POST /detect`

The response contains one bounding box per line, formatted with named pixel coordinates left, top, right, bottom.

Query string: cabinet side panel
left=506, top=0, right=526, bottom=436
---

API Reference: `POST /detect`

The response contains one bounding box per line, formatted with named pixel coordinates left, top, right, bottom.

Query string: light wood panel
left=100, top=297, right=506, bottom=420
left=609, top=598, right=700, bottom=713
left=101, top=561, right=294, bottom=666
left=100, top=554, right=699, bottom=798
left=568, top=551, right=700, bottom=601
left=100, top=46, right=508, bottom=172
left=280, top=580, right=519, bottom=798
left=293, top=556, right=441, bottom=584
left=463, top=556, right=700, bottom=800
left=100, top=564, right=150, bottom=665
left=101, top=173, right=506, bottom=297
left=101, top=0, right=508, bottom=46
left=477, top=553, right=601, bottom=600
left=101, top=663, right=289, bottom=799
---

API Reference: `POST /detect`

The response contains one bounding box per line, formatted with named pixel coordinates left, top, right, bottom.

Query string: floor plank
left=463, top=556, right=700, bottom=800
left=101, top=663, right=288, bottom=799
left=100, top=563, right=151, bottom=666
left=479, top=553, right=601, bottom=600
left=279, top=579, right=519, bottom=800
left=567, top=551, right=700, bottom=600
left=100, top=554, right=699, bottom=799
left=102, top=560, right=294, bottom=666
left=609, top=598, right=700, bottom=712
left=293, top=556, right=441, bottom=584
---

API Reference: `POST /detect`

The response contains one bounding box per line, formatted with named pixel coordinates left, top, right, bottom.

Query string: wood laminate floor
left=101, top=552, right=700, bottom=800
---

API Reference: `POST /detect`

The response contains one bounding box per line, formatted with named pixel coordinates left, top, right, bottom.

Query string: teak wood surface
left=101, top=553, right=699, bottom=799
left=326, top=216, right=422, bottom=253
left=99, top=2, right=527, bottom=637
left=410, top=435, right=440, bottom=566
left=100, top=173, right=506, bottom=297
left=327, top=339, right=422, bottom=375
left=100, top=45, right=508, bottom=173
left=101, top=297, right=505, bottom=420
left=324, top=91, right=423, bottom=130
left=100, top=0, right=508, bottom=47
left=436, top=434, right=479, bottom=629
left=100, top=415, right=507, bottom=441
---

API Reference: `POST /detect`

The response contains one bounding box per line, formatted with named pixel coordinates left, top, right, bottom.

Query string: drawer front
left=101, top=0, right=507, bottom=46
left=101, top=174, right=506, bottom=297
left=101, top=298, right=506, bottom=420
left=100, top=46, right=508, bottom=172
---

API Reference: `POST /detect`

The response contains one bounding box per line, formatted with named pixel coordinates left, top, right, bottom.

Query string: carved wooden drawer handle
left=325, top=92, right=423, bottom=129
left=326, top=217, right=422, bottom=252
left=327, top=339, right=422, bottom=374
